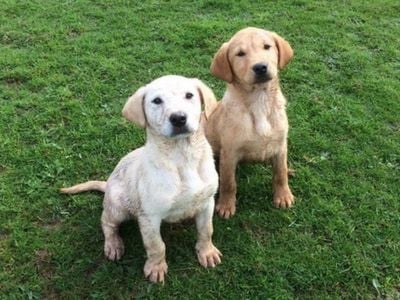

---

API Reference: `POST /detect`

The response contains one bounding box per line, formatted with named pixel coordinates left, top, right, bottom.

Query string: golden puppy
left=205, top=27, right=294, bottom=218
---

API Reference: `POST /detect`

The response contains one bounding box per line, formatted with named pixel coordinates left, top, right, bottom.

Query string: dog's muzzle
left=252, top=63, right=272, bottom=83
left=169, top=112, right=190, bottom=136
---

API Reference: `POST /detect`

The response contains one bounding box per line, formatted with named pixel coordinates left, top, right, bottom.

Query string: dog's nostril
left=253, top=63, right=267, bottom=75
left=169, top=112, right=187, bottom=127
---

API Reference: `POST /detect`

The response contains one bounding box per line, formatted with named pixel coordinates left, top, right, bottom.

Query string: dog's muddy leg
left=101, top=209, right=127, bottom=261
left=216, top=148, right=238, bottom=218
left=195, top=200, right=222, bottom=267
left=271, top=148, right=294, bottom=208
left=138, top=216, right=167, bottom=283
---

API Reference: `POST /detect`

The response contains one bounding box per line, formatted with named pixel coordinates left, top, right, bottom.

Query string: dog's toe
left=104, top=237, right=125, bottom=261
left=216, top=203, right=236, bottom=219
left=144, top=260, right=168, bottom=283
left=273, top=188, right=294, bottom=208
left=197, top=244, right=222, bottom=268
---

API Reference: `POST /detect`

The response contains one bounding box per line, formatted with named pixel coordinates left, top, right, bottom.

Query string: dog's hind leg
left=216, top=148, right=239, bottom=218
left=101, top=190, right=130, bottom=261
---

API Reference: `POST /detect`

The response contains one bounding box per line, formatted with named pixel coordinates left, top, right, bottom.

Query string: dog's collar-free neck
left=230, top=76, right=279, bottom=93
left=145, top=127, right=206, bottom=152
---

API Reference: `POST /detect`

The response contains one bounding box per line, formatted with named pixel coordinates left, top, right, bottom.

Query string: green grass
left=1, top=0, right=399, bottom=298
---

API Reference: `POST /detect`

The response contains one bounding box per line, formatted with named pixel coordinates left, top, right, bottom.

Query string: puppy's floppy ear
left=210, top=42, right=233, bottom=83
left=271, top=32, right=294, bottom=69
left=193, top=79, right=218, bottom=120
left=122, top=86, right=147, bottom=127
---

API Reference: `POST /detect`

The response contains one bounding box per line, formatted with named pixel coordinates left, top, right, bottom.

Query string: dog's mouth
left=170, top=126, right=193, bottom=138
left=254, top=74, right=272, bottom=84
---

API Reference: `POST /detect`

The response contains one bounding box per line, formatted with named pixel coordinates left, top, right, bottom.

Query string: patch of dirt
left=42, top=222, right=62, bottom=231
left=35, top=249, right=53, bottom=279
left=0, top=228, right=10, bottom=241
left=36, top=219, right=63, bottom=231
left=385, top=288, right=400, bottom=300
left=35, top=249, right=61, bottom=299
left=42, top=290, right=61, bottom=300
left=2, top=76, right=24, bottom=87
left=35, top=249, right=53, bottom=278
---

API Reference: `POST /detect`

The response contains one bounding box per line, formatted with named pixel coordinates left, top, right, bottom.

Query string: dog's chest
left=240, top=108, right=287, bottom=162
left=250, top=104, right=272, bottom=137
left=163, top=166, right=217, bottom=222
left=142, top=154, right=217, bottom=223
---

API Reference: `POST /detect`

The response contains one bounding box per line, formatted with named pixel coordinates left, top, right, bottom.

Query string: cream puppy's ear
left=193, top=79, right=218, bottom=120
left=122, top=86, right=147, bottom=128
left=271, top=32, right=294, bottom=69
left=210, top=42, right=233, bottom=83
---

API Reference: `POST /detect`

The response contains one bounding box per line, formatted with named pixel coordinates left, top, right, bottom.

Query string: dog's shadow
left=118, top=219, right=198, bottom=274
left=213, top=157, right=275, bottom=212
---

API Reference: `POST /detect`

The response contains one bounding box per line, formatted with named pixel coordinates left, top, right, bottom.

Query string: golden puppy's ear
left=272, top=32, right=294, bottom=69
left=210, top=42, right=233, bottom=83
left=122, top=86, right=147, bottom=127
left=194, top=79, right=218, bottom=120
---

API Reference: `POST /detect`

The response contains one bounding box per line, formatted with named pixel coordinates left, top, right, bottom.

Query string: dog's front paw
left=144, top=259, right=168, bottom=283
left=196, top=244, right=222, bottom=268
left=104, top=236, right=125, bottom=261
left=216, top=198, right=236, bottom=219
left=273, top=186, right=294, bottom=208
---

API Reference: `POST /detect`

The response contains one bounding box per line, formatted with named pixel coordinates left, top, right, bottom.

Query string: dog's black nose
left=169, top=112, right=187, bottom=127
left=252, top=63, right=268, bottom=75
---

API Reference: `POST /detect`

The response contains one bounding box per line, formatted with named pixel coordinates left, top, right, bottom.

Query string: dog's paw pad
left=144, top=260, right=168, bottom=283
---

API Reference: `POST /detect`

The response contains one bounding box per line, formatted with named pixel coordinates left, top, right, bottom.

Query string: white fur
left=61, top=75, right=221, bottom=283
left=143, top=76, right=202, bottom=138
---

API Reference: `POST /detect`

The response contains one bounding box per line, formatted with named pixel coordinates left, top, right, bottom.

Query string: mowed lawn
left=1, top=0, right=399, bottom=298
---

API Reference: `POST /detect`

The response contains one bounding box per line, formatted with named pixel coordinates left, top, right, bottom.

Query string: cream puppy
left=61, top=75, right=221, bottom=283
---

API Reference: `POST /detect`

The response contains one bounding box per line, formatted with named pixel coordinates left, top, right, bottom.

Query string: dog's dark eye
left=237, top=50, right=246, bottom=57
left=185, top=92, right=193, bottom=99
left=152, top=97, right=163, bottom=105
left=264, top=44, right=271, bottom=50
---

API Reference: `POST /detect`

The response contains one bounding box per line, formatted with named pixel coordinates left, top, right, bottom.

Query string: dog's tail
left=60, top=180, right=107, bottom=194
